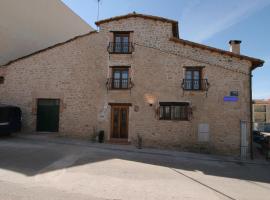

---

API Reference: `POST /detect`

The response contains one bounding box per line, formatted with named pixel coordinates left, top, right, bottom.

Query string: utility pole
left=97, top=0, right=101, bottom=21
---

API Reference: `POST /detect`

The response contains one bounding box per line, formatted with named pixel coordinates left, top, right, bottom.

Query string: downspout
left=249, top=68, right=254, bottom=160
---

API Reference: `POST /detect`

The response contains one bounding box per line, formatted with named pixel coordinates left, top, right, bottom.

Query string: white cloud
left=181, top=0, right=270, bottom=42
left=264, top=57, right=270, bottom=65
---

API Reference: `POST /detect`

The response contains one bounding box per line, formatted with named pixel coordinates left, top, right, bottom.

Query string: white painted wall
left=0, top=0, right=93, bottom=65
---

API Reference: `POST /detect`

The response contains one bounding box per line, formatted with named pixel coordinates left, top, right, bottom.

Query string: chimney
left=229, top=40, right=241, bottom=54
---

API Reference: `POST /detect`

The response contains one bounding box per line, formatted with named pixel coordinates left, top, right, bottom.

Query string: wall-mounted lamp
left=144, top=94, right=156, bottom=107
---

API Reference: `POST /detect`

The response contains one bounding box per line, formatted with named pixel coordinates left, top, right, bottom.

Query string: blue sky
left=62, top=0, right=270, bottom=99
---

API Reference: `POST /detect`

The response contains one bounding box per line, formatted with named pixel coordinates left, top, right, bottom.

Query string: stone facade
left=253, top=100, right=270, bottom=132
left=0, top=14, right=263, bottom=155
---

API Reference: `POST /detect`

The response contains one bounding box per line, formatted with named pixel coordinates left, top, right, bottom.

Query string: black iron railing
left=107, top=42, right=134, bottom=54
left=106, top=78, right=133, bottom=89
left=182, top=79, right=209, bottom=91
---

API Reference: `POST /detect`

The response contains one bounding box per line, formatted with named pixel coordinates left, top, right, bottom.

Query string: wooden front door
left=111, top=105, right=129, bottom=139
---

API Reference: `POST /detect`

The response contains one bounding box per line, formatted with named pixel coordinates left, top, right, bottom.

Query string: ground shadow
left=0, top=135, right=269, bottom=184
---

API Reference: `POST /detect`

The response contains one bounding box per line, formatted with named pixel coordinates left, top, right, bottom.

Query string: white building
left=0, top=0, right=93, bottom=65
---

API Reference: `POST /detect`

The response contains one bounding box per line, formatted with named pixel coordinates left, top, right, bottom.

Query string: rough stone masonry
left=0, top=13, right=264, bottom=155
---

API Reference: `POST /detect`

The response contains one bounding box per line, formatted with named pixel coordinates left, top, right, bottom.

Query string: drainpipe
left=249, top=69, right=254, bottom=160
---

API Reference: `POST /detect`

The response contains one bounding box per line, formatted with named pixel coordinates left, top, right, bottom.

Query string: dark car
left=0, top=105, right=22, bottom=135
left=253, top=130, right=266, bottom=144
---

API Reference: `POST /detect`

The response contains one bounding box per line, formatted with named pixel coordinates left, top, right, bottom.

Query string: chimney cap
left=229, top=40, right=242, bottom=44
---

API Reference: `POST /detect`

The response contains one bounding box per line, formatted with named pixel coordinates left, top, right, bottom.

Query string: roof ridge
left=95, top=12, right=178, bottom=25
left=1, top=31, right=98, bottom=67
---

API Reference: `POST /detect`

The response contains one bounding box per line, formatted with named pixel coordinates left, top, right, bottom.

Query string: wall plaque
left=224, top=96, right=238, bottom=102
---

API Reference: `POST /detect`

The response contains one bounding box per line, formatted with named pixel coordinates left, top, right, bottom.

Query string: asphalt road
left=0, top=135, right=269, bottom=200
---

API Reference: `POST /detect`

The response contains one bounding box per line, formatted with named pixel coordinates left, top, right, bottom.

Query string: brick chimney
left=229, top=40, right=241, bottom=54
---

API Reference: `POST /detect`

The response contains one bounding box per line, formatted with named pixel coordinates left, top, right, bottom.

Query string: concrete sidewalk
left=0, top=133, right=270, bottom=200
left=15, top=132, right=269, bottom=165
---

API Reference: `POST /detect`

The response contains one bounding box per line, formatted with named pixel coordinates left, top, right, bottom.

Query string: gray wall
left=0, top=0, right=93, bottom=65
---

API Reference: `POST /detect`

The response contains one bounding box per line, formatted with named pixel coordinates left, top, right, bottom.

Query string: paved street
left=0, top=135, right=269, bottom=200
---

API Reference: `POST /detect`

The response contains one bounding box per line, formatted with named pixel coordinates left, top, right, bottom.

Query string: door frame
left=109, top=103, right=131, bottom=140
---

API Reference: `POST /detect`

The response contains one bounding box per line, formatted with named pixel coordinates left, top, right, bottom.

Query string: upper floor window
left=114, top=33, right=129, bottom=53
left=107, top=32, right=134, bottom=54
left=112, top=68, right=129, bottom=89
left=182, top=67, right=209, bottom=91
left=106, top=67, right=133, bottom=90
left=0, top=76, right=4, bottom=84
left=159, top=102, right=190, bottom=121
left=184, top=67, right=202, bottom=90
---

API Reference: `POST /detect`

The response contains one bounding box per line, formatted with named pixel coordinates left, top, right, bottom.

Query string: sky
left=62, top=0, right=270, bottom=99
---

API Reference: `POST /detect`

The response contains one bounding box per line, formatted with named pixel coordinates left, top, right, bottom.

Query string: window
left=108, top=32, right=134, bottom=54
left=184, top=67, right=202, bottom=90
left=254, top=113, right=266, bottom=122
left=159, top=102, right=190, bottom=121
left=114, top=33, right=130, bottom=53
left=0, top=76, right=4, bottom=84
left=112, top=68, right=129, bottom=89
left=254, top=105, right=266, bottom=112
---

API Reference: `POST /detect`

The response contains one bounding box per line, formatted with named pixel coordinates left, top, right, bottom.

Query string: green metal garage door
left=36, top=99, right=60, bottom=132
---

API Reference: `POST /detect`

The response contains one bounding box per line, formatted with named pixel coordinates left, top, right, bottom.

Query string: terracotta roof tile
left=95, top=12, right=178, bottom=25
left=169, top=37, right=264, bottom=70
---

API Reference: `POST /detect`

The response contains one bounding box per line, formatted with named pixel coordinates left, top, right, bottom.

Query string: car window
left=0, top=108, right=10, bottom=122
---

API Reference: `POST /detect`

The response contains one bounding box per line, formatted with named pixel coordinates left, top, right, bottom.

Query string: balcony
left=182, top=79, right=209, bottom=91
left=106, top=78, right=133, bottom=90
left=107, top=42, right=134, bottom=54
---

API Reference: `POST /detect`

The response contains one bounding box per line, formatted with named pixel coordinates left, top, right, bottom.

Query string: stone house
left=0, top=13, right=264, bottom=155
left=253, top=99, right=270, bottom=132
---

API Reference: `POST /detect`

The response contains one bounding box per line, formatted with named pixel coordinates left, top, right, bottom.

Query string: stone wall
left=0, top=16, right=253, bottom=155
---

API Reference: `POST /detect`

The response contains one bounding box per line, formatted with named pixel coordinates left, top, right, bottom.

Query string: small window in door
left=112, top=68, right=130, bottom=89
left=114, top=33, right=130, bottom=53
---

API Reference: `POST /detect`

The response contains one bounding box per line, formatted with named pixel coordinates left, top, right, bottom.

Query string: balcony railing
left=182, top=79, right=209, bottom=91
left=107, top=42, right=134, bottom=54
left=106, top=78, right=133, bottom=90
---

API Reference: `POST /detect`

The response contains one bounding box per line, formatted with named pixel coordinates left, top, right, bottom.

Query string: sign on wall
left=224, top=96, right=239, bottom=102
